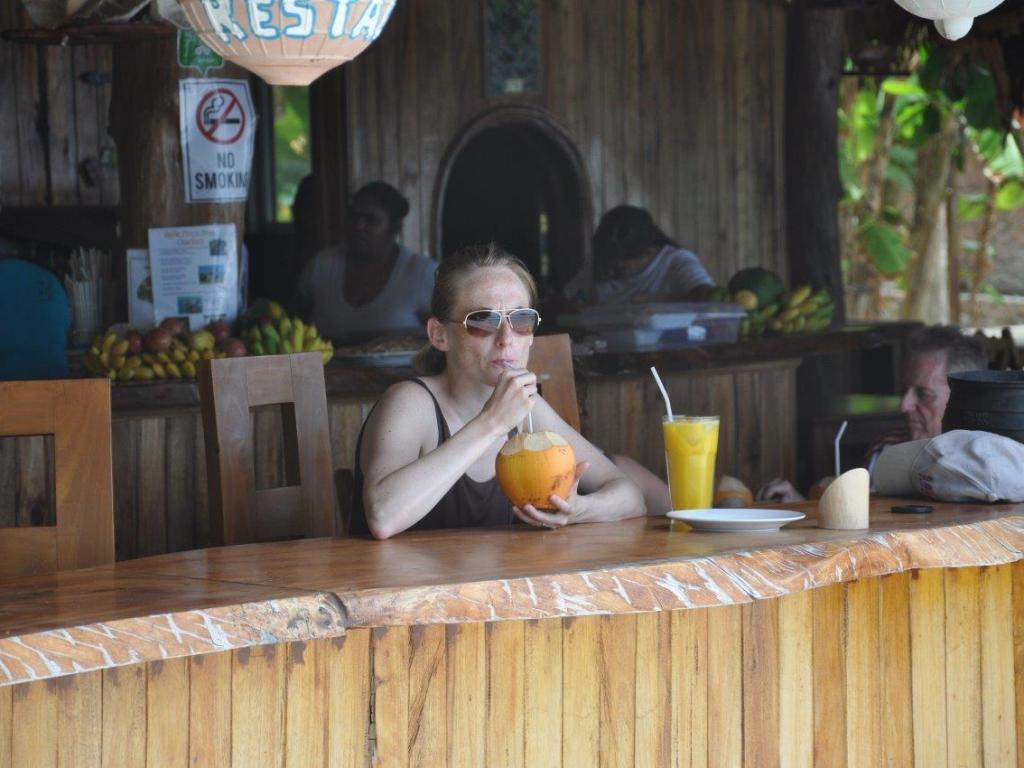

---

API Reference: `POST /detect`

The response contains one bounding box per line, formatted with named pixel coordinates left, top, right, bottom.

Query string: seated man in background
left=759, top=325, right=988, bottom=502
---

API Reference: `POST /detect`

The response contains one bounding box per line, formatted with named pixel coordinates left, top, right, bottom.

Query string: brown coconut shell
left=495, top=431, right=576, bottom=511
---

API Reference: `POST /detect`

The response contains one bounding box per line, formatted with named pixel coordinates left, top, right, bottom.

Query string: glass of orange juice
left=662, top=415, right=720, bottom=510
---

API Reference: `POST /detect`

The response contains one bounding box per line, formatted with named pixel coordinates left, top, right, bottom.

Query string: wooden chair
left=0, top=379, right=114, bottom=580
left=198, top=352, right=338, bottom=545
left=528, top=333, right=581, bottom=430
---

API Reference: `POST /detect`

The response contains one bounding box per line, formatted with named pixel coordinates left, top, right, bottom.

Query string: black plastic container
left=944, top=370, right=1024, bottom=443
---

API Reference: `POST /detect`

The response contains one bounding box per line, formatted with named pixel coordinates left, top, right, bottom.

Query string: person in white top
left=592, top=205, right=716, bottom=304
left=297, top=182, right=437, bottom=342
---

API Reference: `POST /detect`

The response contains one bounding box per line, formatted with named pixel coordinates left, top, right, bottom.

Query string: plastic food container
left=559, top=302, right=746, bottom=351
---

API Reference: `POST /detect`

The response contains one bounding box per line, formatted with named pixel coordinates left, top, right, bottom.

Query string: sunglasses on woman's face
left=453, top=308, right=542, bottom=337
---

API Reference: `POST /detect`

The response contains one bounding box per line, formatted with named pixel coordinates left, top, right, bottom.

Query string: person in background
left=352, top=243, right=646, bottom=539
left=296, top=182, right=436, bottom=342
left=0, top=257, right=70, bottom=381
left=759, top=324, right=988, bottom=502
left=591, top=205, right=716, bottom=304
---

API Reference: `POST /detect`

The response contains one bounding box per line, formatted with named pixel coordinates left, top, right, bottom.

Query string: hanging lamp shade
left=890, top=0, right=1005, bottom=40
left=179, top=0, right=396, bottom=85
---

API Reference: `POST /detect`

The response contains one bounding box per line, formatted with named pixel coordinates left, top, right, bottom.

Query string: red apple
left=125, top=331, right=144, bottom=355
left=220, top=338, right=247, bottom=358
left=207, top=321, right=232, bottom=343
left=145, top=327, right=172, bottom=353
left=160, top=317, right=185, bottom=337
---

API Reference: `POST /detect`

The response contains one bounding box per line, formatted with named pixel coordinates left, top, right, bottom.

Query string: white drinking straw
left=527, top=412, right=533, bottom=433
left=834, top=420, right=848, bottom=477
left=650, top=366, right=673, bottom=421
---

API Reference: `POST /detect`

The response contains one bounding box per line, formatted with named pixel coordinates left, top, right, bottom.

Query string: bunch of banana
left=244, top=313, right=334, bottom=363
left=82, top=332, right=226, bottom=382
left=738, top=285, right=834, bottom=339
left=766, top=285, right=833, bottom=335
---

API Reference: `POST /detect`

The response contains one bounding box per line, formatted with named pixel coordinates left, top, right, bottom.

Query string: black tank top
left=349, top=379, right=514, bottom=535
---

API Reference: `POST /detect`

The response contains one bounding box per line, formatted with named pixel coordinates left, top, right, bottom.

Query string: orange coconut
left=495, top=431, right=576, bottom=510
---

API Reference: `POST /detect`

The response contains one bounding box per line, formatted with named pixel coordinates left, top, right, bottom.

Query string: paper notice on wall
left=147, top=223, right=239, bottom=331
left=179, top=78, right=255, bottom=203
left=127, top=249, right=155, bottom=329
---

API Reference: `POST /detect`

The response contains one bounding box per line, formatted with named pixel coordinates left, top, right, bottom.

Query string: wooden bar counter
left=0, top=324, right=914, bottom=562
left=1, top=498, right=1021, bottom=766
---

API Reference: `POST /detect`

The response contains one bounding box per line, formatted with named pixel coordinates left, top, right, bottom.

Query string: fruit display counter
left=1, top=499, right=1021, bottom=767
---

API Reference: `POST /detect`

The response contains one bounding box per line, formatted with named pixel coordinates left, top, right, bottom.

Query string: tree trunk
left=903, top=111, right=957, bottom=321
left=785, top=0, right=846, bottom=325
left=947, top=168, right=961, bottom=324
left=968, top=179, right=998, bottom=325
left=109, top=39, right=249, bottom=322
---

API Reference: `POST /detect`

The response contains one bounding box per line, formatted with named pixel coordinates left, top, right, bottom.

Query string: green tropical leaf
left=881, top=79, right=925, bottom=97
left=957, top=193, right=988, bottom=221
left=963, top=66, right=1001, bottom=132
left=995, top=180, right=1024, bottom=210
left=972, top=128, right=1004, bottom=163
left=981, top=283, right=1004, bottom=304
left=860, top=218, right=912, bottom=276
left=989, top=134, right=1024, bottom=178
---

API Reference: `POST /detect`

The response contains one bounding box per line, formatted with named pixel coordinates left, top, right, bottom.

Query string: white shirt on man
left=596, top=245, right=714, bottom=304
left=297, top=244, right=437, bottom=339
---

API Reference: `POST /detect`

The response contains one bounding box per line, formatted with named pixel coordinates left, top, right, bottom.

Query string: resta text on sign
left=201, top=0, right=394, bottom=44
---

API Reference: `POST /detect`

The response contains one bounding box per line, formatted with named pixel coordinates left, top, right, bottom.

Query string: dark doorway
left=439, top=120, right=589, bottom=305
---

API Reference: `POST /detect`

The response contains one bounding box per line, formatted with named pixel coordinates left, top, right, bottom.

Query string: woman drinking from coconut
left=351, top=243, right=646, bottom=539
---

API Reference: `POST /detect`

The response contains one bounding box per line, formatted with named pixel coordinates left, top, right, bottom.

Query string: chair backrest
left=528, top=334, right=581, bottom=431
left=0, top=379, right=114, bottom=580
left=198, top=352, right=338, bottom=545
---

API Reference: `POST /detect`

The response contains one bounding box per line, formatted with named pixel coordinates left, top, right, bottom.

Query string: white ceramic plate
left=666, top=508, right=805, bottom=532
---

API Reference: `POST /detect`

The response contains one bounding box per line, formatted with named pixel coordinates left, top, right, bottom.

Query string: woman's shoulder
left=375, top=377, right=439, bottom=415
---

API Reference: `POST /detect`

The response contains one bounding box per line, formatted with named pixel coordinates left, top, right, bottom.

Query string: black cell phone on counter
left=890, top=504, right=933, bottom=514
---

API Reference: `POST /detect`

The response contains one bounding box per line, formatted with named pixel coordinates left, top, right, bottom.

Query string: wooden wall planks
left=6, top=565, right=1017, bottom=766
left=346, top=0, right=789, bottom=284
left=0, top=0, right=117, bottom=206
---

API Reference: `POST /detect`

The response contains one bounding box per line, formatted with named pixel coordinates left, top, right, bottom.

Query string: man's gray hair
left=907, top=325, right=988, bottom=374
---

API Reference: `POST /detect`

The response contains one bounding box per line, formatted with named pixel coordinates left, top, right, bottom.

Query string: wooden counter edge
left=0, top=592, right=346, bottom=688
left=2, top=510, right=1020, bottom=687
left=333, top=514, right=1024, bottom=627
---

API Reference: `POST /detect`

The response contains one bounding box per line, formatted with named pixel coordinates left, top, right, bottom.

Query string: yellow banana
left=101, top=333, right=118, bottom=354
left=124, top=356, right=142, bottom=371
left=117, top=367, right=136, bottom=381
left=165, top=362, right=182, bottom=379
left=784, top=284, right=812, bottom=309
left=151, top=363, right=167, bottom=379
left=134, top=366, right=155, bottom=380
left=182, top=361, right=197, bottom=379
left=111, top=355, right=126, bottom=371
left=112, top=340, right=129, bottom=357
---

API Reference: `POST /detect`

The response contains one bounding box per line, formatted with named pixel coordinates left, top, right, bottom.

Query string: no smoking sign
left=196, top=88, right=246, bottom=145
left=179, top=79, right=255, bottom=203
